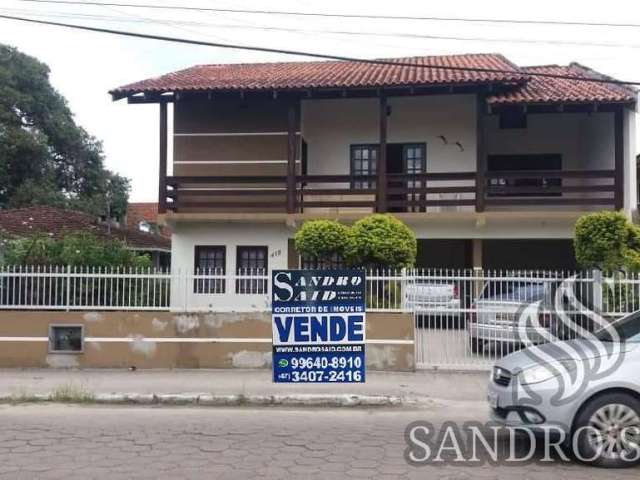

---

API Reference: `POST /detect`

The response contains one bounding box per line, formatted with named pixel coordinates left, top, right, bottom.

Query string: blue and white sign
left=272, top=270, right=366, bottom=383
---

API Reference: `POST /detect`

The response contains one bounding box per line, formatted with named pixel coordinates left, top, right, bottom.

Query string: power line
left=11, top=0, right=640, bottom=29
left=4, top=6, right=640, bottom=50
left=1, top=13, right=640, bottom=86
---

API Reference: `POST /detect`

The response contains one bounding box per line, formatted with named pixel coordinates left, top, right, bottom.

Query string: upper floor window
left=236, top=246, right=268, bottom=294
left=499, top=109, right=527, bottom=129
left=402, top=143, right=427, bottom=212
left=194, top=245, right=226, bottom=293
left=404, top=144, right=426, bottom=184
left=350, top=145, right=378, bottom=189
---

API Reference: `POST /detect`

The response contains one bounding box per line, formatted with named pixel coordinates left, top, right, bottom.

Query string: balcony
left=163, top=169, right=617, bottom=215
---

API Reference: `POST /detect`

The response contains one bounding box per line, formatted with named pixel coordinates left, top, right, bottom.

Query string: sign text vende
left=271, top=270, right=366, bottom=383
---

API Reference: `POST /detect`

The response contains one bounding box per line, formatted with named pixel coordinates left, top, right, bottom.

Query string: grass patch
left=49, top=383, right=95, bottom=403
left=6, top=388, right=41, bottom=404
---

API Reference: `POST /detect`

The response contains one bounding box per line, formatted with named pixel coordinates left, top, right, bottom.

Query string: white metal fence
left=0, top=266, right=172, bottom=311
left=2, top=266, right=639, bottom=369
left=0, top=266, right=409, bottom=312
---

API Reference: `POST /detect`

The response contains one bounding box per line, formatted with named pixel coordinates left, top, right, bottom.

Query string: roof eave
left=110, top=78, right=527, bottom=103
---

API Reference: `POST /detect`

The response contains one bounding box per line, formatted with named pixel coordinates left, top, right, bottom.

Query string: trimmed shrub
left=574, top=211, right=640, bottom=272
left=294, top=220, right=350, bottom=267
left=345, top=214, right=416, bottom=269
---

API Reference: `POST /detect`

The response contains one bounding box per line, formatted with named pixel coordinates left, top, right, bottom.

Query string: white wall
left=624, top=108, right=637, bottom=214
left=484, top=111, right=617, bottom=170
left=301, top=94, right=477, bottom=175
left=170, top=222, right=293, bottom=311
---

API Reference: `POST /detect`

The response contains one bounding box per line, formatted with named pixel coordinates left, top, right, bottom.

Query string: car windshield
left=479, top=281, right=546, bottom=302
left=595, top=311, right=640, bottom=343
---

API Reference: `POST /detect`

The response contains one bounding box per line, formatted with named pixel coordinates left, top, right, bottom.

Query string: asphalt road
left=0, top=403, right=637, bottom=479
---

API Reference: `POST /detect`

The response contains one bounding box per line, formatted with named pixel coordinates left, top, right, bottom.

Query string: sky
left=1, top=0, right=639, bottom=202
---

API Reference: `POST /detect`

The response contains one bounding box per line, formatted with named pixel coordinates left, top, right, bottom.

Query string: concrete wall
left=170, top=222, right=295, bottom=311
left=172, top=98, right=297, bottom=213
left=624, top=108, right=637, bottom=214
left=0, top=311, right=414, bottom=371
left=484, top=111, right=620, bottom=210
left=302, top=94, right=477, bottom=176
left=484, top=112, right=614, bottom=170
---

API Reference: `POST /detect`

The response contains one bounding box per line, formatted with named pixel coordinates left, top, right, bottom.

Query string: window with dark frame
left=487, top=154, right=562, bottom=197
left=499, top=109, right=527, bottom=129
left=49, top=325, right=83, bottom=353
left=403, top=144, right=427, bottom=212
left=350, top=145, right=378, bottom=189
left=194, top=246, right=226, bottom=294
left=236, top=246, right=268, bottom=294
left=300, top=252, right=345, bottom=270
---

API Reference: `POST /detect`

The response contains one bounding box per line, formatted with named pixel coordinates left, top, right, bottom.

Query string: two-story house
left=111, top=53, right=637, bottom=308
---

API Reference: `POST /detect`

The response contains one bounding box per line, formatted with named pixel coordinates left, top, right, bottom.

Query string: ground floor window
left=301, top=253, right=345, bottom=270
left=236, top=246, right=268, bottom=294
left=194, top=245, right=226, bottom=293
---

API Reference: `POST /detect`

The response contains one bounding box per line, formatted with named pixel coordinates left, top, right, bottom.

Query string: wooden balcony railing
left=484, top=169, right=616, bottom=207
left=164, top=169, right=617, bottom=214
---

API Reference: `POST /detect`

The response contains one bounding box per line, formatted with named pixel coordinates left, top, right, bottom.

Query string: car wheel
left=573, top=392, right=640, bottom=468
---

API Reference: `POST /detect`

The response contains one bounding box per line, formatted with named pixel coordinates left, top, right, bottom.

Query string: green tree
left=574, top=211, right=640, bottom=272
left=3, top=233, right=151, bottom=268
left=0, top=44, right=129, bottom=219
left=294, top=220, right=350, bottom=267
left=345, top=214, right=417, bottom=269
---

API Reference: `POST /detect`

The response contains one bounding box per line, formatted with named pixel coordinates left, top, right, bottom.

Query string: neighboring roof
left=111, top=53, right=636, bottom=106
left=111, top=53, right=525, bottom=95
left=126, top=202, right=172, bottom=238
left=0, top=206, right=171, bottom=252
left=487, top=63, right=636, bottom=105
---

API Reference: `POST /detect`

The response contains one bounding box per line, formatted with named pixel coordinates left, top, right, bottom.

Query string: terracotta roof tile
left=126, top=202, right=172, bottom=238
left=111, top=53, right=525, bottom=95
left=487, top=63, right=636, bottom=105
left=112, top=54, right=635, bottom=106
left=0, top=206, right=171, bottom=252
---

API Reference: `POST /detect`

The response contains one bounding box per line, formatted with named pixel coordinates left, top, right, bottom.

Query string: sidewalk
left=0, top=369, right=488, bottom=407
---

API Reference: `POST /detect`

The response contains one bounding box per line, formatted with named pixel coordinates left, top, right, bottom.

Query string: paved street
left=0, top=403, right=638, bottom=479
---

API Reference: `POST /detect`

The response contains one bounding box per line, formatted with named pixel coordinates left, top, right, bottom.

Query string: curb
left=0, top=393, right=428, bottom=408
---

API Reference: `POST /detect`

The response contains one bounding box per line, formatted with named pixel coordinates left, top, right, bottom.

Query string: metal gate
left=409, top=269, right=638, bottom=371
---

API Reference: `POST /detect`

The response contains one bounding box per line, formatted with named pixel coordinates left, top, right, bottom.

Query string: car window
left=479, top=282, right=546, bottom=302
left=596, top=311, right=640, bottom=343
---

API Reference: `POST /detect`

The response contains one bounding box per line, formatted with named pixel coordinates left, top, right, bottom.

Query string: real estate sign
left=271, top=270, right=366, bottom=383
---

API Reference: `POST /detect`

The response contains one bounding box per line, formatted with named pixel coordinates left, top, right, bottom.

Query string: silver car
left=469, top=281, right=550, bottom=353
left=470, top=280, right=597, bottom=353
left=405, top=281, right=460, bottom=316
left=487, top=310, right=640, bottom=467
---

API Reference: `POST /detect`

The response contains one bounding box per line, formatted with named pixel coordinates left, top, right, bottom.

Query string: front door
left=387, top=144, right=404, bottom=212
left=387, top=143, right=426, bottom=212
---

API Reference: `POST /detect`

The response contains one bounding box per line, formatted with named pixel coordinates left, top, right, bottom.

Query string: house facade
left=111, top=53, right=637, bottom=308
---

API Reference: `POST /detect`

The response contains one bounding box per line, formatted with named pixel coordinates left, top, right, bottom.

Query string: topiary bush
left=294, top=220, right=350, bottom=268
left=574, top=211, right=640, bottom=272
left=344, top=214, right=416, bottom=269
